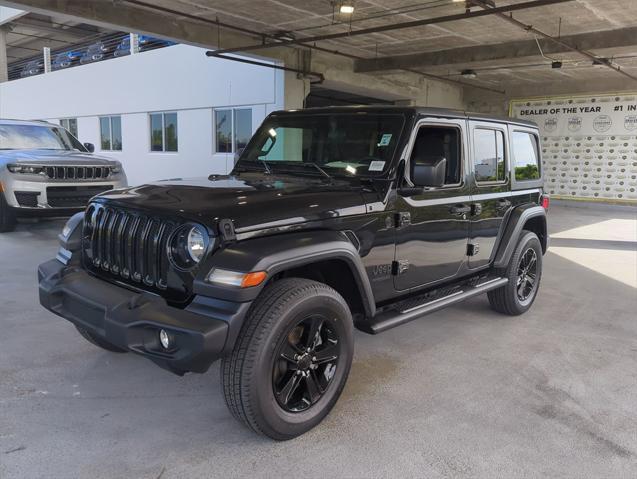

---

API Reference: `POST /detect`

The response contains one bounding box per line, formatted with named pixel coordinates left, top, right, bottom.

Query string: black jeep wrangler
left=39, top=106, right=548, bottom=440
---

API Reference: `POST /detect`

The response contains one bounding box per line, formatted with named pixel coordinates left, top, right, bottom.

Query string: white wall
left=0, top=44, right=284, bottom=185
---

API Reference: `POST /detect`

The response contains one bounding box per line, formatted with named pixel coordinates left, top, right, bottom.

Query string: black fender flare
left=493, top=205, right=547, bottom=269
left=193, top=230, right=376, bottom=317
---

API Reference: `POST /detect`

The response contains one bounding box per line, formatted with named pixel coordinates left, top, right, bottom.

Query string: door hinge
left=392, top=259, right=410, bottom=275
left=395, top=212, right=411, bottom=228
left=467, top=243, right=480, bottom=256
left=218, top=218, right=236, bottom=242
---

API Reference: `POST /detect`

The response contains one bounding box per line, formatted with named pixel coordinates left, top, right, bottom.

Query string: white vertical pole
left=130, top=33, right=139, bottom=54
left=43, top=46, right=51, bottom=73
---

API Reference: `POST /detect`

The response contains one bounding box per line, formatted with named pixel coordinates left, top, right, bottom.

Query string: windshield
left=237, top=113, right=405, bottom=177
left=0, top=124, right=85, bottom=151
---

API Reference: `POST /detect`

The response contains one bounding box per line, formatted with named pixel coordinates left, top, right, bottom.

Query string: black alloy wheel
left=221, top=277, right=354, bottom=440
left=273, top=314, right=340, bottom=413
left=516, top=247, right=538, bottom=301
left=488, top=230, right=543, bottom=315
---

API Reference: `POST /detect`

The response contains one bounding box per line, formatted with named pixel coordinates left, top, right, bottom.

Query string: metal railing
left=8, top=32, right=176, bottom=81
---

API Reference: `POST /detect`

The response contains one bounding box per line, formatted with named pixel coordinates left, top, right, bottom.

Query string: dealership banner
left=510, top=93, right=637, bottom=202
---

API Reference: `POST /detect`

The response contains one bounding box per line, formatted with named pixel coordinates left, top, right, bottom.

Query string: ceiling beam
left=209, top=0, right=574, bottom=56
left=467, top=0, right=637, bottom=82
left=355, top=27, right=637, bottom=72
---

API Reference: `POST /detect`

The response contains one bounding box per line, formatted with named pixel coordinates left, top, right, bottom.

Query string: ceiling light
left=461, top=69, right=477, bottom=79
left=551, top=61, right=562, bottom=69
left=340, top=4, right=354, bottom=14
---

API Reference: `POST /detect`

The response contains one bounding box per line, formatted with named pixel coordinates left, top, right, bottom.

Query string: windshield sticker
left=377, top=134, right=392, bottom=147
left=368, top=160, right=386, bottom=172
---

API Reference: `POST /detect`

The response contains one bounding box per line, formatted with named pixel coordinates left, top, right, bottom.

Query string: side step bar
left=357, top=277, right=508, bottom=335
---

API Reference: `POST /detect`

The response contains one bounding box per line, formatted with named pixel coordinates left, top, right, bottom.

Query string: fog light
left=159, top=329, right=171, bottom=349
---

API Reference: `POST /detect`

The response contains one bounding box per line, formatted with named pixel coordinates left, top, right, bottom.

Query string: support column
left=130, top=33, right=139, bottom=54
left=0, top=26, right=8, bottom=83
left=43, top=46, right=51, bottom=73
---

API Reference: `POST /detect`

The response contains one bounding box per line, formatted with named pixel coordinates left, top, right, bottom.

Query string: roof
left=0, top=118, right=58, bottom=127
left=271, top=105, right=538, bottom=128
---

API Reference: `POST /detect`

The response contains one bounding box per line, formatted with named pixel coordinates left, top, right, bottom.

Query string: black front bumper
left=38, top=259, right=250, bottom=374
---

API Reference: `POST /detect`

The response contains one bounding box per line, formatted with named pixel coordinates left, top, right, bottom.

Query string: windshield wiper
left=305, top=162, right=331, bottom=180
left=260, top=158, right=272, bottom=174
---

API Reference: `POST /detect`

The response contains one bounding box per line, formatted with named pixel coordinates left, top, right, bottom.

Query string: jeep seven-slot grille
left=46, top=165, right=112, bottom=180
left=84, top=204, right=176, bottom=290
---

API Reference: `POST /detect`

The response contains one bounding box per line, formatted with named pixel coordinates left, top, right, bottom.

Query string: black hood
left=93, top=173, right=369, bottom=232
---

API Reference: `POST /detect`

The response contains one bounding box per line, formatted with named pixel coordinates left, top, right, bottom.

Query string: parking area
left=1, top=203, right=636, bottom=478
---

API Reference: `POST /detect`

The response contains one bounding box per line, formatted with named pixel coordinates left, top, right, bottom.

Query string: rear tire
left=488, top=231, right=542, bottom=315
left=0, top=193, right=17, bottom=233
left=221, top=277, right=354, bottom=440
left=76, top=326, right=128, bottom=353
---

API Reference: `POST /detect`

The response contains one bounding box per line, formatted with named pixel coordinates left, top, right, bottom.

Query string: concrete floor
left=1, top=203, right=636, bottom=479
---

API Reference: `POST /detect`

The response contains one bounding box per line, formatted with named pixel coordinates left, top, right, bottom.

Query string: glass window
left=149, top=112, right=178, bottom=152
left=512, top=131, right=540, bottom=181
left=0, top=124, right=84, bottom=150
left=215, top=109, right=232, bottom=153
left=234, top=109, right=252, bottom=153
left=60, top=118, right=78, bottom=138
left=214, top=108, right=253, bottom=154
left=411, top=126, right=461, bottom=185
left=164, top=112, right=178, bottom=152
left=474, top=128, right=506, bottom=183
left=150, top=113, right=164, bottom=151
left=99, top=117, right=111, bottom=150
left=99, top=116, right=122, bottom=151
left=237, top=113, right=404, bottom=177
left=111, top=116, right=122, bottom=151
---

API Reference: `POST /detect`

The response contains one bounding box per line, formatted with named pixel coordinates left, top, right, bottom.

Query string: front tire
left=0, top=193, right=17, bottom=233
left=488, top=231, right=543, bottom=315
left=221, top=278, right=354, bottom=440
left=76, top=326, right=128, bottom=353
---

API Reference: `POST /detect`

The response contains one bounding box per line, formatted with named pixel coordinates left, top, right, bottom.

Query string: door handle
left=450, top=204, right=471, bottom=216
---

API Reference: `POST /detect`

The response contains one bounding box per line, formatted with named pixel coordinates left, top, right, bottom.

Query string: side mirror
left=412, top=156, right=446, bottom=188
left=84, top=142, right=95, bottom=153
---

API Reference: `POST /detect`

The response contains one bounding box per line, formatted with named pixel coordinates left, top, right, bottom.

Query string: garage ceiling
left=3, top=0, right=637, bottom=95
left=141, top=0, right=637, bottom=91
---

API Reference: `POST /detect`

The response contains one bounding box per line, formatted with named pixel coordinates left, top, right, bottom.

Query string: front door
left=467, top=121, right=511, bottom=268
left=394, top=118, right=471, bottom=292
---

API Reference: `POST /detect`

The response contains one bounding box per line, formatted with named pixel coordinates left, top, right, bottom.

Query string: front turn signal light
left=241, top=271, right=267, bottom=288
left=206, top=268, right=267, bottom=288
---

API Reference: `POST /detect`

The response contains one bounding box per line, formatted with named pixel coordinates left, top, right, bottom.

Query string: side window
left=474, top=128, right=506, bottom=183
left=512, top=131, right=540, bottom=181
left=99, top=116, right=122, bottom=151
left=60, top=118, right=78, bottom=138
left=410, top=126, right=461, bottom=185
left=214, top=108, right=253, bottom=154
left=149, top=112, right=178, bottom=152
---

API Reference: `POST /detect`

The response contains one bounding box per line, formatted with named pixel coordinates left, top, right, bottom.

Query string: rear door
left=467, top=120, right=511, bottom=269
left=394, top=117, right=471, bottom=291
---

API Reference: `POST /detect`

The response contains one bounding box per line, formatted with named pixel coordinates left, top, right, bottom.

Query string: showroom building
left=0, top=32, right=286, bottom=185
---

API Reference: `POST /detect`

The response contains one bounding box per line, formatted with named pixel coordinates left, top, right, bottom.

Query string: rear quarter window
left=512, top=131, right=540, bottom=181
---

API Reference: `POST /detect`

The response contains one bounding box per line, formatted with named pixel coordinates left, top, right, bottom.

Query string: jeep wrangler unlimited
left=38, top=107, right=548, bottom=440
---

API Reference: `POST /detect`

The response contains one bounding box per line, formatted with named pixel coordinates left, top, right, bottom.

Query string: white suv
left=0, top=119, right=127, bottom=232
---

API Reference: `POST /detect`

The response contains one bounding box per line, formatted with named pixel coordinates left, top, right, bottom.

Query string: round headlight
left=169, top=224, right=210, bottom=270
left=187, top=226, right=206, bottom=262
